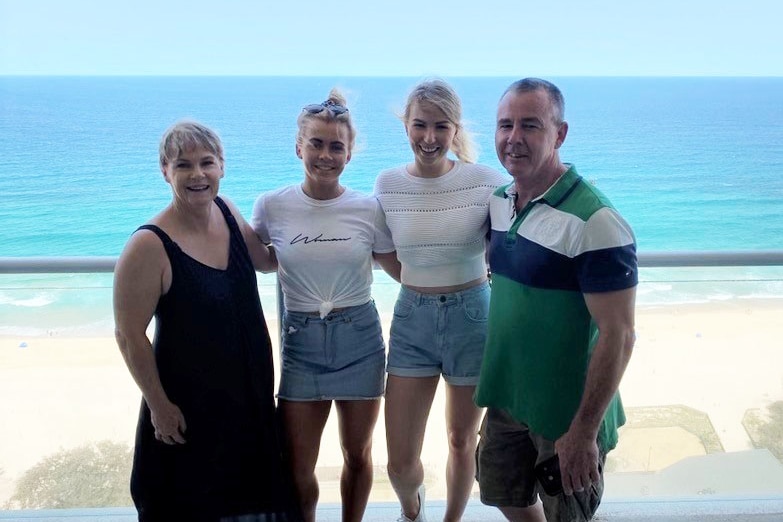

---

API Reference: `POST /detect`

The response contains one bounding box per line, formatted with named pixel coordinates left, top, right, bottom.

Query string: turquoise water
left=1, top=76, right=782, bottom=334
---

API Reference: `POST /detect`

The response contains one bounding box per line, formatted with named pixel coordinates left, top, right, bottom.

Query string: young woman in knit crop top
left=374, top=79, right=507, bottom=522
left=250, top=90, right=400, bottom=522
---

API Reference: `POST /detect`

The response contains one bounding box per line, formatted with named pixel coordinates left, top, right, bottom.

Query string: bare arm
left=373, top=251, right=401, bottom=283
left=113, top=231, right=187, bottom=444
left=223, top=196, right=277, bottom=272
left=555, top=286, right=636, bottom=495
left=485, top=236, right=492, bottom=280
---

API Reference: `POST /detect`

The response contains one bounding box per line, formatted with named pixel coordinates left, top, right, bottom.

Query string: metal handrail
left=2, top=251, right=783, bottom=274
left=638, top=250, right=783, bottom=267
left=0, top=257, right=117, bottom=274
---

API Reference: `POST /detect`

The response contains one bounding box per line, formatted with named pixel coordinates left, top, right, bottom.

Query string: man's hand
left=555, top=428, right=599, bottom=495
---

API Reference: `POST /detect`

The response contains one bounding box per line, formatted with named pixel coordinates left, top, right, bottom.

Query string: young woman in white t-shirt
left=251, top=89, right=400, bottom=522
left=374, top=79, right=506, bottom=522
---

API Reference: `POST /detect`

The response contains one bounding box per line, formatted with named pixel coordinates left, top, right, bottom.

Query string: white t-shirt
left=251, top=184, right=395, bottom=316
left=374, top=161, right=507, bottom=287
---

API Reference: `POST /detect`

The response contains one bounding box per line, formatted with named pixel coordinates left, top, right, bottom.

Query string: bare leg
left=335, top=399, right=381, bottom=522
left=499, top=501, right=546, bottom=522
left=385, top=375, right=440, bottom=519
left=443, top=384, right=483, bottom=522
left=280, top=399, right=332, bottom=522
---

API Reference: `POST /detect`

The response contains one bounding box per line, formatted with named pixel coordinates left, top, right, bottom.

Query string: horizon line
left=2, top=73, right=783, bottom=79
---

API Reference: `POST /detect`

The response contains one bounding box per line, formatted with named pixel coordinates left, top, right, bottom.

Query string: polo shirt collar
left=539, top=164, right=581, bottom=207
left=503, top=164, right=582, bottom=208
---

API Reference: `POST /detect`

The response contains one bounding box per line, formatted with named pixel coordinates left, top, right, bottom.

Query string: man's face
left=495, top=89, right=567, bottom=184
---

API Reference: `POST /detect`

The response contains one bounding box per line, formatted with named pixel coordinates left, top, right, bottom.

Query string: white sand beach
left=1, top=298, right=783, bottom=505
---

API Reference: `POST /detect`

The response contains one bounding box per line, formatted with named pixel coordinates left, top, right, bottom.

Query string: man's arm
left=555, top=286, right=636, bottom=495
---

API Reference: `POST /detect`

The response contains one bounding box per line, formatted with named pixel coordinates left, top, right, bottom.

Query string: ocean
left=1, top=76, right=782, bottom=335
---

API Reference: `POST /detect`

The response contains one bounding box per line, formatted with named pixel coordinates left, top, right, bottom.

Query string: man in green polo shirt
left=474, top=78, right=638, bottom=521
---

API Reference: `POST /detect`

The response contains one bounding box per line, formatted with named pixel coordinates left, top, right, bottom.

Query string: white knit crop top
left=374, top=161, right=507, bottom=287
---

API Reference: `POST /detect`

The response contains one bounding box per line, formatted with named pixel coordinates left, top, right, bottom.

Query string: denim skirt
left=278, top=300, right=385, bottom=401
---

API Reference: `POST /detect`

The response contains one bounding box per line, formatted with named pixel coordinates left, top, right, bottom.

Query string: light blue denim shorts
left=387, top=282, right=490, bottom=385
left=279, top=300, right=385, bottom=401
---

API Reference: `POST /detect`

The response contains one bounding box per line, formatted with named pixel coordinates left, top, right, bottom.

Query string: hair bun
left=327, top=88, right=348, bottom=108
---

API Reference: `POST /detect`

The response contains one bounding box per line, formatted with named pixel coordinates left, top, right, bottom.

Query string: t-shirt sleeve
left=249, top=193, right=271, bottom=244
left=371, top=197, right=396, bottom=254
left=575, top=207, right=638, bottom=293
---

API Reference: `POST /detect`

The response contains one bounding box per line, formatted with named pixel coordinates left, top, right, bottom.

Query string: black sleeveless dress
left=129, top=197, right=300, bottom=522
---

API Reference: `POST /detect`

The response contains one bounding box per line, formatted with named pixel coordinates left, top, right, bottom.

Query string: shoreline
left=1, top=297, right=782, bottom=504
left=3, top=268, right=783, bottom=338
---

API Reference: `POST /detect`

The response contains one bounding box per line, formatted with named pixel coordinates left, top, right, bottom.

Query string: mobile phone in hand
left=534, top=454, right=563, bottom=496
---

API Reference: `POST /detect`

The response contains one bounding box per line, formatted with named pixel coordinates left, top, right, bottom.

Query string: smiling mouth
left=188, top=185, right=209, bottom=191
left=419, top=145, right=439, bottom=153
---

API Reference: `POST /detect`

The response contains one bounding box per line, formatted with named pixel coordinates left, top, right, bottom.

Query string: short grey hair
left=502, top=78, right=565, bottom=124
left=159, top=119, right=224, bottom=168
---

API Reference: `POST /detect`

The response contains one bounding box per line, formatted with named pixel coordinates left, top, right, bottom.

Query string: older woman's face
left=162, top=147, right=224, bottom=206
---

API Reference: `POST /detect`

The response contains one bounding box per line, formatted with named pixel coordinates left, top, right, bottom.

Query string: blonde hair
left=296, top=88, right=356, bottom=151
left=403, top=79, right=477, bottom=163
left=159, top=119, right=223, bottom=168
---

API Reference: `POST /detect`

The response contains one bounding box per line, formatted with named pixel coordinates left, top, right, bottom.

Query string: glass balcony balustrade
left=1, top=254, right=783, bottom=520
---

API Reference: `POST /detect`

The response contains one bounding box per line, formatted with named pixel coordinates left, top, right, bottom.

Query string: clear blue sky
left=1, top=0, right=781, bottom=76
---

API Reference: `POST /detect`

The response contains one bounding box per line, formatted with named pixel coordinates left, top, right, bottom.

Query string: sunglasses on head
left=302, top=100, right=349, bottom=116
